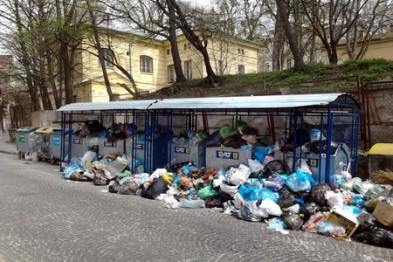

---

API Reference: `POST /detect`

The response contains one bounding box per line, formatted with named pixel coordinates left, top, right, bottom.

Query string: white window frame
left=140, top=56, right=153, bottom=73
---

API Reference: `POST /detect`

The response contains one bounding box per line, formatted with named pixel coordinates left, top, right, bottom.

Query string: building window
left=140, top=56, right=153, bottom=73
left=218, top=60, right=224, bottom=75
left=264, top=62, right=270, bottom=72
left=102, top=48, right=114, bottom=67
left=188, top=43, right=191, bottom=49
left=238, top=65, right=245, bottom=74
left=167, top=49, right=170, bottom=55
left=287, top=59, right=292, bottom=69
left=184, top=44, right=187, bottom=50
left=241, top=49, right=245, bottom=55
left=167, top=65, right=175, bottom=83
left=184, top=60, right=192, bottom=79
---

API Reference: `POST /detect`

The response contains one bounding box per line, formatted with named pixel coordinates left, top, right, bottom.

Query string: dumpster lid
left=368, top=143, right=393, bottom=156
left=17, top=127, right=38, bottom=132
left=35, top=127, right=54, bottom=134
left=52, top=129, right=72, bottom=134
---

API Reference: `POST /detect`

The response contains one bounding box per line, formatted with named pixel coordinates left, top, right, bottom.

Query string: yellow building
left=322, top=31, right=393, bottom=64
left=73, top=30, right=261, bottom=102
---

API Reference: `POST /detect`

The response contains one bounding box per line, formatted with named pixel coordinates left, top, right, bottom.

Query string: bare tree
left=345, top=0, right=392, bottom=60
left=157, top=0, right=221, bottom=86
left=300, top=0, right=369, bottom=64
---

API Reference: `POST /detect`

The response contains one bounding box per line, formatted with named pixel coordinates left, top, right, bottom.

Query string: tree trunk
left=166, top=0, right=221, bottom=87
left=61, top=43, right=74, bottom=104
left=47, top=54, right=61, bottom=108
left=272, top=13, right=285, bottom=70
left=275, top=0, right=305, bottom=71
left=167, top=0, right=186, bottom=84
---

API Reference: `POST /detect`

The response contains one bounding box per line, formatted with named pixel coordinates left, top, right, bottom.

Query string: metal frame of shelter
left=57, top=93, right=360, bottom=182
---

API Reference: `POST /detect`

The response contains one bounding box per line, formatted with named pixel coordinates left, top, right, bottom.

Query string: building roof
left=58, top=93, right=346, bottom=112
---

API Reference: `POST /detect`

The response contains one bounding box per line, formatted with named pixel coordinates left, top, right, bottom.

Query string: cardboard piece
left=327, top=208, right=359, bottom=239
left=373, top=201, right=393, bottom=228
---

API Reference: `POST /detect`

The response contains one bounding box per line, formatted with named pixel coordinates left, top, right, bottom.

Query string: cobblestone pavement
left=0, top=152, right=392, bottom=262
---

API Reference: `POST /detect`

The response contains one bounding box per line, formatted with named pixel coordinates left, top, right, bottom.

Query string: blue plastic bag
left=330, top=174, right=346, bottom=190
left=253, top=146, right=273, bottom=162
left=285, top=169, right=316, bottom=192
left=341, top=205, right=362, bottom=217
left=267, top=217, right=286, bottom=230
left=351, top=194, right=365, bottom=207
left=238, top=184, right=279, bottom=202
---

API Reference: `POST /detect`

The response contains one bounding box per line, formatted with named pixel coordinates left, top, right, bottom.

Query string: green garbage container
left=15, top=127, right=38, bottom=159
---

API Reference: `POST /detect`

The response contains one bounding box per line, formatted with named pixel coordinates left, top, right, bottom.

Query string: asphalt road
left=0, top=152, right=392, bottom=262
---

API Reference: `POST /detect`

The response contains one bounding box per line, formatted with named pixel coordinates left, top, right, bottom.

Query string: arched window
left=140, top=56, right=153, bottom=73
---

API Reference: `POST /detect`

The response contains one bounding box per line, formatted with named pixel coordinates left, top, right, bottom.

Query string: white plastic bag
left=248, top=159, right=263, bottom=173
left=150, top=168, right=167, bottom=180
left=220, top=182, right=239, bottom=196
left=325, top=190, right=344, bottom=208
left=233, top=192, right=246, bottom=209
left=157, top=194, right=180, bottom=209
left=228, top=164, right=251, bottom=185
left=259, top=198, right=282, bottom=217
left=249, top=200, right=269, bottom=218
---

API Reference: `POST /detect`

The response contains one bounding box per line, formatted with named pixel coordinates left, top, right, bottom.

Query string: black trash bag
left=357, top=213, right=377, bottom=233
left=365, top=227, right=393, bottom=249
left=70, top=172, right=91, bottom=182
left=218, top=191, right=234, bottom=203
left=309, top=140, right=339, bottom=154
left=222, top=132, right=246, bottom=149
left=248, top=171, right=264, bottom=179
left=108, top=183, right=120, bottom=193
left=310, top=183, right=331, bottom=207
left=278, top=188, right=296, bottom=208
left=204, top=196, right=222, bottom=208
left=263, top=160, right=286, bottom=176
left=117, top=184, right=139, bottom=195
left=284, top=214, right=304, bottom=230
left=293, top=190, right=311, bottom=203
left=93, top=171, right=109, bottom=186
left=363, top=198, right=379, bottom=213
left=85, top=120, right=106, bottom=134
left=205, top=130, right=223, bottom=147
left=169, top=161, right=194, bottom=173
left=142, top=178, right=169, bottom=199
left=299, top=202, right=319, bottom=219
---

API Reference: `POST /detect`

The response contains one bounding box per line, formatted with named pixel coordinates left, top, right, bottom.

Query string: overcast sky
left=184, top=0, right=213, bottom=8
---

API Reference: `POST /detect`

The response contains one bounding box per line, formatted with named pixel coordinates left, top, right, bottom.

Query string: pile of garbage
left=61, top=148, right=393, bottom=249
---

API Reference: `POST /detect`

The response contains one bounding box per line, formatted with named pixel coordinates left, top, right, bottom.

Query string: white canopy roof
left=57, top=93, right=344, bottom=112
left=149, top=93, right=343, bottom=110
left=57, top=100, right=158, bottom=112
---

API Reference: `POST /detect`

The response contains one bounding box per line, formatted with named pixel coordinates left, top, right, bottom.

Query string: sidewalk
left=0, top=131, right=18, bottom=155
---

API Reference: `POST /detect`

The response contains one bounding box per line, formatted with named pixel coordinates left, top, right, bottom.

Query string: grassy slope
left=161, top=59, right=393, bottom=98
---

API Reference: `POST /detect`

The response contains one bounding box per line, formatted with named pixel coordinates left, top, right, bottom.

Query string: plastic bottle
left=31, top=152, right=38, bottom=162
left=179, top=199, right=206, bottom=208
